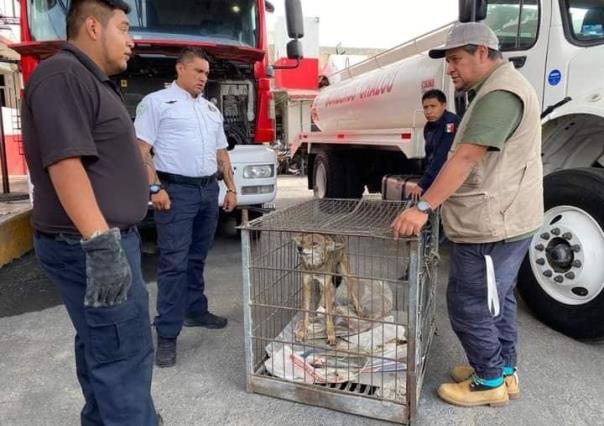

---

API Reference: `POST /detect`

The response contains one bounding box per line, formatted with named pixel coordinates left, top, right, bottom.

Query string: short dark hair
left=66, top=0, right=130, bottom=40
left=462, top=44, right=503, bottom=60
left=177, top=47, right=210, bottom=64
left=422, top=89, right=447, bottom=104
left=318, top=75, right=330, bottom=88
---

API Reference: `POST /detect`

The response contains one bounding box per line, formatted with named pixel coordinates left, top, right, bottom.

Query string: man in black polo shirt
left=22, top=0, right=158, bottom=424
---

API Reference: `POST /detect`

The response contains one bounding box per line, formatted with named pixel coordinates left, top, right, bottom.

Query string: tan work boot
left=438, top=378, right=509, bottom=407
left=451, top=365, right=520, bottom=400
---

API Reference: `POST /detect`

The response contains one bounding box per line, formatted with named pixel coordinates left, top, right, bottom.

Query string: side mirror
left=459, top=0, right=487, bottom=22
left=265, top=1, right=275, bottom=13
left=286, top=40, right=303, bottom=60
left=285, top=0, right=304, bottom=39
left=265, top=65, right=274, bottom=78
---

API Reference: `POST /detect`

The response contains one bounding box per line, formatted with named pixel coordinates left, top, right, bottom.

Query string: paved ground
left=1, top=176, right=603, bottom=426
left=0, top=176, right=29, bottom=213
left=0, top=176, right=33, bottom=268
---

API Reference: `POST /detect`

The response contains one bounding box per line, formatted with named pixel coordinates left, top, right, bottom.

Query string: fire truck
left=13, top=0, right=305, bottom=222
left=293, top=0, right=604, bottom=340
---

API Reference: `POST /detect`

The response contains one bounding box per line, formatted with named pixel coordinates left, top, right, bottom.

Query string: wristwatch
left=149, top=183, right=164, bottom=194
left=226, top=188, right=237, bottom=194
left=416, top=200, right=434, bottom=215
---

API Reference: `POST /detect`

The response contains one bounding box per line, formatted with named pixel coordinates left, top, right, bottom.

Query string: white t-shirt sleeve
left=134, top=96, right=160, bottom=145
left=211, top=107, right=229, bottom=150
left=217, top=125, right=229, bottom=150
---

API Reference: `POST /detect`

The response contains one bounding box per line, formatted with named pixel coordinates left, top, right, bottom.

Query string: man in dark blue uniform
left=22, top=0, right=158, bottom=424
left=408, top=89, right=460, bottom=200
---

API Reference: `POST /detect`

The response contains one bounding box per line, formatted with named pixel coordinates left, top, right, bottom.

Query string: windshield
left=27, top=0, right=259, bottom=47
left=485, top=0, right=539, bottom=51
left=563, top=0, right=604, bottom=44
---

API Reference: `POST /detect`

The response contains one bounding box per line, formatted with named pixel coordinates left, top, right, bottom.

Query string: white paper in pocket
left=485, top=255, right=500, bottom=317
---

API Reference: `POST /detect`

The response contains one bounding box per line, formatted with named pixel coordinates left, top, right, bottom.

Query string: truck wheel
left=313, top=151, right=348, bottom=198
left=518, top=168, right=604, bottom=339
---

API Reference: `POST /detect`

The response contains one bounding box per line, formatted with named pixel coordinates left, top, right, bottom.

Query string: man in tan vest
left=392, top=22, right=543, bottom=407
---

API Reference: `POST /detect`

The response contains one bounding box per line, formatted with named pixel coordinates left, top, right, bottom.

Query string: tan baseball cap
left=429, top=22, right=500, bottom=59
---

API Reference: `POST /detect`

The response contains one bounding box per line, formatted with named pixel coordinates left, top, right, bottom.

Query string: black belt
left=34, top=226, right=137, bottom=241
left=157, top=171, right=217, bottom=186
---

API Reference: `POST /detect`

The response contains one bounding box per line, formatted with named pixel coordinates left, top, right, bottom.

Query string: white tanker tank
left=312, top=26, right=450, bottom=132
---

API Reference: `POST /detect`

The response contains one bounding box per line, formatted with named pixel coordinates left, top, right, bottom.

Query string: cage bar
left=240, top=199, right=439, bottom=424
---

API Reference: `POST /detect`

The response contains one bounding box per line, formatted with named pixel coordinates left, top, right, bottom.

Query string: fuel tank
left=312, top=44, right=448, bottom=132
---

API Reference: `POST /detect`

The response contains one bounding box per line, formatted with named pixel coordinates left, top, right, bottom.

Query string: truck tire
left=313, top=151, right=350, bottom=198
left=517, top=167, right=604, bottom=339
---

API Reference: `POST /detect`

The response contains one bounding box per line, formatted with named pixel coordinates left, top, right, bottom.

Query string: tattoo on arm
left=143, top=151, right=154, bottom=169
left=138, top=141, right=160, bottom=184
left=217, top=155, right=224, bottom=174
left=217, top=150, right=233, bottom=178
left=217, top=149, right=236, bottom=190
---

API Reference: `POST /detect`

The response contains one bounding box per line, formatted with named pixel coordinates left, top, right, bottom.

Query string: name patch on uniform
left=446, top=123, right=456, bottom=134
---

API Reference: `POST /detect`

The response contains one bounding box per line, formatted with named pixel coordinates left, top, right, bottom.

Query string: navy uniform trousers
left=153, top=180, right=220, bottom=338
left=34, top=229, right=157, bottom=426
left=447, top=237, right=531, bottom=380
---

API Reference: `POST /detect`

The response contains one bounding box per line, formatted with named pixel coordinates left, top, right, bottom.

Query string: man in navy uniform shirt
left=408, top=89, right=460, bottom=200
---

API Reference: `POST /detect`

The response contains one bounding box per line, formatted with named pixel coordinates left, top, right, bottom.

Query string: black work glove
left=81, top=228, right=132, bottom=307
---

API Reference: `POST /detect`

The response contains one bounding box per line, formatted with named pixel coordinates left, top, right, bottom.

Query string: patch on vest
left=446, top=123, right=456, bottom=134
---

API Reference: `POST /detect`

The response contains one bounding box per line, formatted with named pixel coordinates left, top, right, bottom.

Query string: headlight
left=241, top=185, right=275, bottom=195
left=243, top=164, right=275, bottom=179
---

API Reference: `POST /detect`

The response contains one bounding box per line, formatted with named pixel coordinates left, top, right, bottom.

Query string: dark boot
left=155, top=336, right=176, bottom=368
left=184, top=312, right=228, bottom=329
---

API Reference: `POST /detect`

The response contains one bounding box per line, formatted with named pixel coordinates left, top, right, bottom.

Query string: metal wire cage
left=239, top=199, right=439, bottom=424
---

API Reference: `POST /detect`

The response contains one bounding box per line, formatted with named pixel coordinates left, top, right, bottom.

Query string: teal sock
left=503, top=366, right=516, bottom=376
left=472, top=373, right=504, bottom=388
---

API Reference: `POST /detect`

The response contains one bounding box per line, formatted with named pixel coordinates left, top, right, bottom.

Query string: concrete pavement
left=1, top=176, right=603, bottom=426
left=0, top=176, right=32, bottom=268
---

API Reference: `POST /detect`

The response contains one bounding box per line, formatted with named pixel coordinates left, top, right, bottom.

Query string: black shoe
left=184, top=312, right=228, bottom=329
left=155, top=336, right=176, bottom=368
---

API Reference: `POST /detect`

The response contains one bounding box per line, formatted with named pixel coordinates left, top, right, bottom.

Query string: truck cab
left=474, top=0, right=604, bottom=340
left=15, top=0, right=306, bottom=219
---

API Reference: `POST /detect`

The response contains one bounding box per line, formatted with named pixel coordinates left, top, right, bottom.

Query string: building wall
left=318, top=46, right=384, bottom=70
left=272, top=16, right=320, bottom=61
left=1, top=105, right=26, bottom=175
left=284, top=100, right=313, bottom=146
left=0, top=0, right=20, bottom=42
left=0, top=1, right=24, bottom=176
left=273, top=58, right=318, bottom=90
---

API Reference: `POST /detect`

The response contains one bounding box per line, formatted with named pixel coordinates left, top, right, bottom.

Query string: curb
left=0, top=208, right=33, bottom=268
